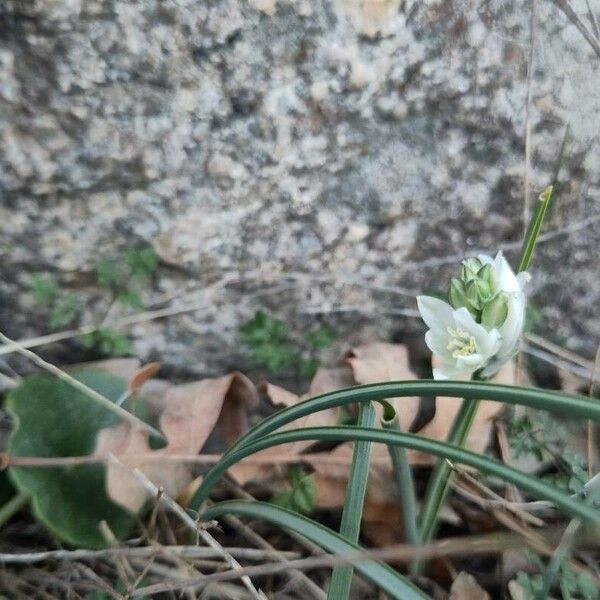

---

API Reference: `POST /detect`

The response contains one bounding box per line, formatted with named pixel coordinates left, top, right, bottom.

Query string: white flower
left=477, top=252, right=530, bottom=377
left=417, top=296, right=502, bottom=380
left=418, top=251, right=530, bottom=380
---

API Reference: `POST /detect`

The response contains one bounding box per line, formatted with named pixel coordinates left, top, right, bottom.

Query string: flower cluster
left=417, top=252, right=530, bottom=380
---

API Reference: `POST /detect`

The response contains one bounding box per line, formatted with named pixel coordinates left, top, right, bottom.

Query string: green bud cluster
left=448, top=258, right=509, bottom=329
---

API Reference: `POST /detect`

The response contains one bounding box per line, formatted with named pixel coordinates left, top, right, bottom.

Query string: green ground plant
left=29, top=246, right=158, bottom=357
left=240, top=310, right=336, bottom=377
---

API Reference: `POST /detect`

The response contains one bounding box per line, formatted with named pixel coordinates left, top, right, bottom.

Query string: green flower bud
left=477, top=264, right=498, bottom=294
left=461, top=257, right=483, bottom=281
left=481, top=293, right=509, bottom=329
left=465, top=278, right=491, bottom=310
left=448, top=278, right=468, bottom=309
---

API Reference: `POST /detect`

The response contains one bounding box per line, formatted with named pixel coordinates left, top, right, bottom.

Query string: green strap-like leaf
left=201, top=500, right=429, bottom=600
left=189, top=427, right=600, bottom=524
left=227, top=381, right=600, bottom=456
left=518, top=185, right=554, bottom=273
left=328, top=400, right=376, bottom=599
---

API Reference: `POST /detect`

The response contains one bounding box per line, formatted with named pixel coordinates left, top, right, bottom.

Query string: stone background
left=0, top=0, right=599, bottom=376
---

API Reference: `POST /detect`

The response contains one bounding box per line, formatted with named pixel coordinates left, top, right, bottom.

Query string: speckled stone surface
left=1, top=0, right=599, bottom=374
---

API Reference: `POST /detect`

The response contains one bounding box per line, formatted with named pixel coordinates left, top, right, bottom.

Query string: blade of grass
left=188, top=426, right=600, bottom=524
left=517, top=185, right=554, bottom=272
left=380, top=400, right=419, bottom=546
left=201, top=501, right=429, bottom=600
left=328, top=401, right=375, bottom=599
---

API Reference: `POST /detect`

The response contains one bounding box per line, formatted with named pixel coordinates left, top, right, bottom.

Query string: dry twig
left=117, top=459, right=265, bottom=600
left=0, top=331, right=163, bottom=441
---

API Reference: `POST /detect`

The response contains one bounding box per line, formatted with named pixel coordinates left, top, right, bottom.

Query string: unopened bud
left=461, top=257, right=482, bottom=281
left=448, top=278, right=468, bottom=309
left=477, top=264, right=498, bottom=293
left=465, top=279, right=491, bottom=310
left=481, top=293, right=509, bottom=329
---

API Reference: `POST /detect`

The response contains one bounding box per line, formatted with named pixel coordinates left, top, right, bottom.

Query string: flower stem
left=380, top=401, right=419, bottom=546
left=327, top=400, right=375, bottom=600
left=412, top=397, right=480, bottom=574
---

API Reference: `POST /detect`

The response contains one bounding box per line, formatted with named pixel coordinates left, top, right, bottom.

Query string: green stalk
left=0, top=493, right=29, bottom=528
left=380, top=401, right=419, bottom=546
left=413, top=398, right=479, bottom=573
left=328, top=401, right=375, bottom=600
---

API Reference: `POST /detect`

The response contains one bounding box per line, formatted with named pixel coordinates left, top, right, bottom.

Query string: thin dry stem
left=0, top=300, right=207, bottom=356
left=2, top=451, right=393, bottom=469
left=0, top=331, right=163, bottom=440
left=524, top=333, right=595, bottom=371
left=98, top=521, right=135, bottom=589
left=116, top=459, right=265, bottom=600
left=551, top=0, right=600, bottom=57
left=452, top=471, right=545, bottom=527
left=523, top=0, right=537, bottom=236
left=0, top=546, right=297, bottom=564
left=128, top=528, right=600, bottom=597
left=220, top=509, right=327, bottom=600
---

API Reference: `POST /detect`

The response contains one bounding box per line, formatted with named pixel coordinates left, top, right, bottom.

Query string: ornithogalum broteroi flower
left=417, top=251, right=530, bottom=380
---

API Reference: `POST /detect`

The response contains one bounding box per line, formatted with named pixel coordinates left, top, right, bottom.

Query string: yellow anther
left=446, top=326, right=477, bottom=358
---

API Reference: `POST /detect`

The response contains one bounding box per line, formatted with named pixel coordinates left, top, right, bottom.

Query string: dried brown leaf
left=344, top=342, right=420, bottom=430
left=227, top=367, right=351, bottom=486
left=229, top=343, right=423, bottom=516
left=128, top=362, right=162, bottom=392
left=95, top=372, right=258, bottom=513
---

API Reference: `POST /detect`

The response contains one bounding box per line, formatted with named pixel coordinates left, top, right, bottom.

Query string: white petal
left=452, top=306, right=480, bottom=329
left=453, top=308, right=489, bottom=342
left=494, top=251, right=520, bottom=293
left=425, top=329, right=452, bottom=361
left=433, top=363, right=470, bottom=380
left=517, top=271, right=531, bottom=290
left=417, top=296, right=454, bottom=331
left=456, top=354, right=486, bottom=369
left=497, top=294, right=525, bottom=357
left=478, top=328, right=502, bottom=357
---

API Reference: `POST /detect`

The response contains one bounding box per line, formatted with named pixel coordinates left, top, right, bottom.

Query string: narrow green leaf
left=381, top=408, right=419, bottom=546
left=328, top=401, right=375, bottom=599
left=201, top=500, right=429, bottom=600
left=0, top=492, right=29, bottom=528
left=518, top=185, right=554, bottom=273
left=189, top=426, right=600, bottom=525
left=226, top=381, right=600, bottom=460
